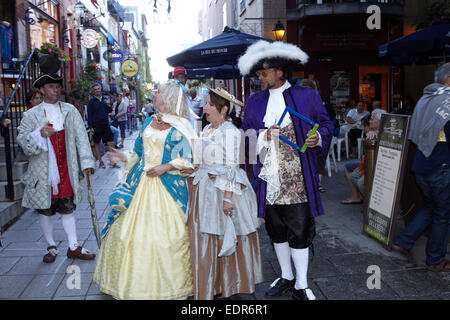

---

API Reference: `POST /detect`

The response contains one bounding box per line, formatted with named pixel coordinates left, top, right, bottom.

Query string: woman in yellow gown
left=93, top=81, right=197, bottom=300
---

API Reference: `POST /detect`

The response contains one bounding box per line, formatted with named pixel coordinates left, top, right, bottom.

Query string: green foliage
left=35, top=42, right=71, bottom=61
left=415, top=0, right=450, bottom=29
left=70, top=62, right=98, bottom=105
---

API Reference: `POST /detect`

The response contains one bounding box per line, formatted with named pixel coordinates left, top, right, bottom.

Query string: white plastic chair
left=336, top=131, right=349, bottom=162
left=357, top=130, right=365, bottom=159
left=325, top=136, right=338, bottom=177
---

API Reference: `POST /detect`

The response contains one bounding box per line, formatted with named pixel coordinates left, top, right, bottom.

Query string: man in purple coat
left=239, top=41, right=334, bottom=300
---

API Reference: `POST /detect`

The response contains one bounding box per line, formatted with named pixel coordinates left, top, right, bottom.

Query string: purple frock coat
left=241, top=85, right=334, bottom=219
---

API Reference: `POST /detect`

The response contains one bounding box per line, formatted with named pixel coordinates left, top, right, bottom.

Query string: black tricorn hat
left=32, top=73, right=63, bottom=88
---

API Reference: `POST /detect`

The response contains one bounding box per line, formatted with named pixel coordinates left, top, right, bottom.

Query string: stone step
left=0, top=181, right=24, bottom=201
left=0, top=161, right=28, bottom=182
left=0, top=200, right=24, bottom=231
left=0, top=144, right=25, bottom=162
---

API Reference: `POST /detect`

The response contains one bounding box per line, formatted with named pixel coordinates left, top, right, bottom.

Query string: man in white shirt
left=341, top=101, right=370, bottom=157
left=239, top=40, right=334, bottom=300
left=17, top=74, right=96, bottom=263
left=188, top=88, right=204, bottom=118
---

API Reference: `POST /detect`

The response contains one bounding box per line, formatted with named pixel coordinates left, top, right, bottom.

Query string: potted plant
left=35, top=42, right=71, bottom=74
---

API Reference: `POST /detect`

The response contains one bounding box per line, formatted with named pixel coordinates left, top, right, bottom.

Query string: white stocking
left=290, top=247, right=316, bottom=300
left=39, top=214, right=56, bottom=247
left=61, top=214, right=78, bottom=251
left=273, top=242, right=294, bottom=281
left=290, top=247, right=309, bottom=290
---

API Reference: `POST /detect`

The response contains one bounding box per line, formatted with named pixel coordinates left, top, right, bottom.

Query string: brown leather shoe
left=392, top=244, right=415, bottom=261
left=43, top=246, right=58, bottom=263
left=427, top=259, right=450, bottom=272
left=67, top=246, right=96, bottom=260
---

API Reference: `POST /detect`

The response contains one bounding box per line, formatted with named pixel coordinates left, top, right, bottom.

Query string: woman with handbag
left=93, top=80, right=197, bottom=300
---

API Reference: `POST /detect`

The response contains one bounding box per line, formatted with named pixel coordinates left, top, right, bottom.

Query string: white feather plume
left=238, top=40, right=309, bottom=76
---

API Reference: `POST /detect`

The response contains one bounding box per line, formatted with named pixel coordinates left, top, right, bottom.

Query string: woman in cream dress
left=93, top=81, right=197, bottom=300
left=184, top=88, right=263, bottom=300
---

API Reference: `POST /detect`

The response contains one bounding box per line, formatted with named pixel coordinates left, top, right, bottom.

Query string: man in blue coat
left=239, top=41, right=333, bottom=300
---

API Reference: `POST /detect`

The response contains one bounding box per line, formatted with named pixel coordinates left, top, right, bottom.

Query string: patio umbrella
left=85, top=171, right=102, bottom=248
left=166, top=27, right=273, bottom=69
left=379, top=20, right=450, bottom=65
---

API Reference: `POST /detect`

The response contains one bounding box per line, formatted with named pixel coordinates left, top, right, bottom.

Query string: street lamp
left=272, top=20, right=286, bottom=41
left=242, top=18, right=287, bottom=41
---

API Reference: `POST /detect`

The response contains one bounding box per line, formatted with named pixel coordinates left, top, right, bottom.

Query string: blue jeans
left=345, top=159, right=361, bottom=173
left=394, top=165, right=450, bottom=266
left=110, top=125, right=119, bottom=146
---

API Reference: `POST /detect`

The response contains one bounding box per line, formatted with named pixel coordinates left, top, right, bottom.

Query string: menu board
left=363, top=114, right=411, bottom=248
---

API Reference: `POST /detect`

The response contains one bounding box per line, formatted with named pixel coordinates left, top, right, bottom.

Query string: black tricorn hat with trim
left=32, top=73, right=63, bottom=88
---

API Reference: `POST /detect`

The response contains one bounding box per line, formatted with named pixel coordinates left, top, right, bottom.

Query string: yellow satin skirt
left=93, top=175, right=193, bottom=300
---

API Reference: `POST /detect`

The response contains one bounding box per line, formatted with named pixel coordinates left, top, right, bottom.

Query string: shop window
left=240, top=0, right=246, bottom=15
left=359, top=65, right=389, bottom=112
left=30, top=19, right=59, bottom=49
left=29, top=1, right=60, bottom=50
left=0, top=1, right=16, bottom=63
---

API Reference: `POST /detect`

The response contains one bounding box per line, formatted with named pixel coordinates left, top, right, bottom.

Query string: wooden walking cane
left=85, top=170, right=102, bottom=248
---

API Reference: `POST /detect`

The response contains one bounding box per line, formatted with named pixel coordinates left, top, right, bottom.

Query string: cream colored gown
left=93, top=125, right=193, bottom=300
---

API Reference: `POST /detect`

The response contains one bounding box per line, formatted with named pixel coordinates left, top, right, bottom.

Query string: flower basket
left=35, top=42, right=70, bottom=74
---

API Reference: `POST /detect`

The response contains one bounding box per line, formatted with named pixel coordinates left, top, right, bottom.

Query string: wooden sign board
left=363, top=114, right=411, bottom=249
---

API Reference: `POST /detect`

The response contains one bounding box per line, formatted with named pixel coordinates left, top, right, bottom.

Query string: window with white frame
left=240, top=0, right=246, bottom=14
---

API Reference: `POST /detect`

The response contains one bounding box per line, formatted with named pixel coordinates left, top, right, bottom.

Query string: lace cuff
left=30, top=127, right=48, bottom=151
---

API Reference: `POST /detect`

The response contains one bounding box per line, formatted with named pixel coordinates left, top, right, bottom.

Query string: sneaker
left=292, top=288, right=316, bottom=300
left=265, top=278, right=295, bottom=297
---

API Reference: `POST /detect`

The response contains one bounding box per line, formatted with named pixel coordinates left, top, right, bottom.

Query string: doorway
left=359, top=65, right=389, bottom=112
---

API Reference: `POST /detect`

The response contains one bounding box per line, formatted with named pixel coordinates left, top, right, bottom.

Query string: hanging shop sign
left=80, top=29, right=100, bottom=48
left=121, top=59, right=139, bottom=77
left=103, top=49, right=125, bottom=63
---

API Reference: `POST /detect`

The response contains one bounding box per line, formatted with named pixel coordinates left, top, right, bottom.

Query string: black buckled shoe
left=265, top=278, right=295, bottom=297
left=292, top=288, right=316, bottom=300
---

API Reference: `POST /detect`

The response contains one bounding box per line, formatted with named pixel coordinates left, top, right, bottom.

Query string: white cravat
left=42, top=102, right=64, bottom=131
left=263, top=80, right=292, bottom=128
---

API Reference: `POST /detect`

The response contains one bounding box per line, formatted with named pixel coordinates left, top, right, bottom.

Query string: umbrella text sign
left=201, top=48, right=228, bottom=55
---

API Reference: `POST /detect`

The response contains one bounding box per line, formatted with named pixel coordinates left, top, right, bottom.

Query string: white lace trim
left=257, top=129, right=280, bottom=205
